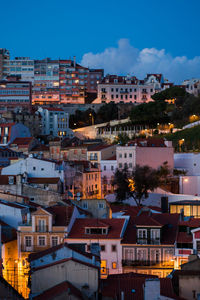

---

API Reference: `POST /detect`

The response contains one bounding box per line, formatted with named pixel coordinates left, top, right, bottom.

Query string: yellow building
left=17, top=205, right=72, bottom=298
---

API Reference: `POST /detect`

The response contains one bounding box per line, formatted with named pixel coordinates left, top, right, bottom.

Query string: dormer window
left=85, top=227, right=108, bottom=235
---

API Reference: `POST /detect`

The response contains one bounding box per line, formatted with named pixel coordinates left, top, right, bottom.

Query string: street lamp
left=89, top=113, right=94, bottom=125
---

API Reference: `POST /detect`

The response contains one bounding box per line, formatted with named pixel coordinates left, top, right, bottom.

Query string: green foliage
left=69, top=103, right=118, bottom=128
left=165, top=125, right=200, bottom=152
left=130, top=101, right=168, bottom=126
left=152, top=86, right=188, bottom=102
left=113, top=133, right=130, bottom=145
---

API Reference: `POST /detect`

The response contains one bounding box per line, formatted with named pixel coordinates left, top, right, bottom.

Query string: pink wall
left=136, top=147, right=174, bottom=170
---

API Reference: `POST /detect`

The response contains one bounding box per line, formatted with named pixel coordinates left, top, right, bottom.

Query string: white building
left=7, top=57, right=35, bottom=83
left=182, top=78, right=200, bottom=97
left=0, top=199, right=31, bottom=229
left=174, top=153, right=200, bottom=176
left=1, top=157, right=64, bottom=181
left=101, top=156, right=117, bottom=194
left=174, top=153, right=200, bottom=196
left=96, top=74, right=166, bottom=104
left=38, top=106, right=72, bottom=138
left=66, top=217, right=129, bottom=276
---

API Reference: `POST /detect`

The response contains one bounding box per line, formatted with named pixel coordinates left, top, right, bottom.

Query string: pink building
left=116, top=138, right=174, bottom=171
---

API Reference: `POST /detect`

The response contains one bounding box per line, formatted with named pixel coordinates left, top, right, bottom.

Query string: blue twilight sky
left=1, top=0, right=200, bottom=82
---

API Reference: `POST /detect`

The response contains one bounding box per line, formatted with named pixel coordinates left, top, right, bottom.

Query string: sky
left=1, top=0, right=200, bottom=83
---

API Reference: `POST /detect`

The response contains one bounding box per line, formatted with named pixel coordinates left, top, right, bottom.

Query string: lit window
left=112, top=262, right=117, bottom=269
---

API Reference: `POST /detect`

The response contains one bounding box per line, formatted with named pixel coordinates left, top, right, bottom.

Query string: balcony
left=21, top=245, right=35, bottom=252
left=122, top=260, right=159, bottom=267
left=120, top=90, right=129, bottom=94
left=35, top=225, right=49, bottom=233
left=137, top=238, right=160, bottom=245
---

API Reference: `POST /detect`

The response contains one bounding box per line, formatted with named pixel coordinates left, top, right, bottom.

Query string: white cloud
left=81, top=39, right=200, bottom=83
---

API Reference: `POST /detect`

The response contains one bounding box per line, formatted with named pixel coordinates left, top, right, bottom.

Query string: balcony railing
left=35, top=225, right=49, bottom=232
left=137, top=238, right=160, bottom=245
left=122, top=260, right=159, bottom=267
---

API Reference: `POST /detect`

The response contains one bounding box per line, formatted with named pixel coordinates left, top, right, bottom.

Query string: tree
left=113, top=165, right=161, bottom=206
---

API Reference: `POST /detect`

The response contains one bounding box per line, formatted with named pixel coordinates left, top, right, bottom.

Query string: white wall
left=1, top=157, right=64, bottom=181
left=174, top=153, right=200, bottom=176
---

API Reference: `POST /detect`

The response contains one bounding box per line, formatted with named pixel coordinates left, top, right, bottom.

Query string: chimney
left=73, top=56, right=76, bottom=67
left=161, top=196, right=168, bottom=213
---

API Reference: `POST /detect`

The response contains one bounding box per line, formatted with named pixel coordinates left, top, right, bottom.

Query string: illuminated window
left=112, top=262, right=117, bottom=269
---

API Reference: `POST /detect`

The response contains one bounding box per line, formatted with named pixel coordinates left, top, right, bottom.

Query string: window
left=104, top=165, right=106, bottom=171
left=101, top=245, right=106, bottom=251
left=52, top=236, right=58, bottom=247
left=87, top=244, right=90, bottom=251
left=134, top=95, right=137, bottom=100
left=98, top=203, right=105, bottom=209
left=129, top=163, right=132, bottom=168
left=41, top=168, right=44, bottom=171
left=38, top=236, right=46, bottom=246
left=33, top=167, right=36, bottom=170
left=124, top=153, right=127, bottom=158
left=119, top=154, right=122, bottom=158
left=111, top=94, right=114, bottom=99
left=129, top=153, right=132, bottom=158
left=112, top=245, right=117, bottom=252
left=119, top=163, right=122, bottom=168
left=25, top=236, right=32, bottom=247
left=138, top=229, right=147, bottom=239
left=111, top=166, right=114, bottom=171
left=112, top=262, right=117, bottom=269
left=83, top=202, right=88, bottom=209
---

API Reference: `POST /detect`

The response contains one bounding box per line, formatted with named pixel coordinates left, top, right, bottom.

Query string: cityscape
left=1, top=0, right=200, bottom=299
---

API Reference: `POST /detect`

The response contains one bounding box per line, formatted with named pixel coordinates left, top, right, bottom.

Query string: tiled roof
left=128, top=138, right=166, bottom=147
left=105, top=155, right=116, bottom=160
left=44, top=107, right=64, bottom=112
left=46, top=205, right=74, bottom=226
left=0, top=175, right=16, bottom=185
left=28, top=177, right=60, bottom=184
left=122, top=212, right=180, bottom=245
left=33, top=280, right=83, bottom=300
left=87, top=144, right=113, bottom=151
left=176, top=232, right=193, bottom=243
left=28, top=243, right=96, bottom=262
left=102, top=273, right=184, bottom=300
left=179, top=218, right=200, bottom=227
left=135, top=211, right=162, bottom=227
left=67, top=218, right=125, bottom=239
left=11, top=137, right=33, bottom=146
left=31, top=144, right=49, bottom=151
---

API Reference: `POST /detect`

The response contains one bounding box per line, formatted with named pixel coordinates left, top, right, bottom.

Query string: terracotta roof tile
left=67, top=218, right=125, bottom=239
left=11, top=137, right=33, bottom=146
left=28, top=177, right=60, bottom=184
left=33, top=280, right=83, bottom=300
left=176, top=232, right=193, bottom=243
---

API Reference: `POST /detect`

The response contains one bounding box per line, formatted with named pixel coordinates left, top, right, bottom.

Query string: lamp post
left=89, top=113, right=94, bottom=126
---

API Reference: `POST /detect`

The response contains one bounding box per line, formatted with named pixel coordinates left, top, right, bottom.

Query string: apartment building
left=28, top=243, right=100, bottom=299
left=66, top=217, right=128, bottom=277
left=122, top=208, right=179, bottom=277
left=33, top=58, right=59, bottom=91
left=0, top=79, right=32, bottom=112
left=101, top=155, right=117, bottom=195
left=64, top=160, right=102, bottom=199
left=6, top=57, right=34, bottom=83
left=87, top=68, right=104, bottom=92
left=182, top=78, right=200, bottom=97
left=59, top=58, right=88, bottom=104
left=0, top=48, right=10, bottom=80
left=96, top=74, right=165, bottom=104
left=116, top=138, right=174, bottom=171
left=38, top=107, right=70, bottom=137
